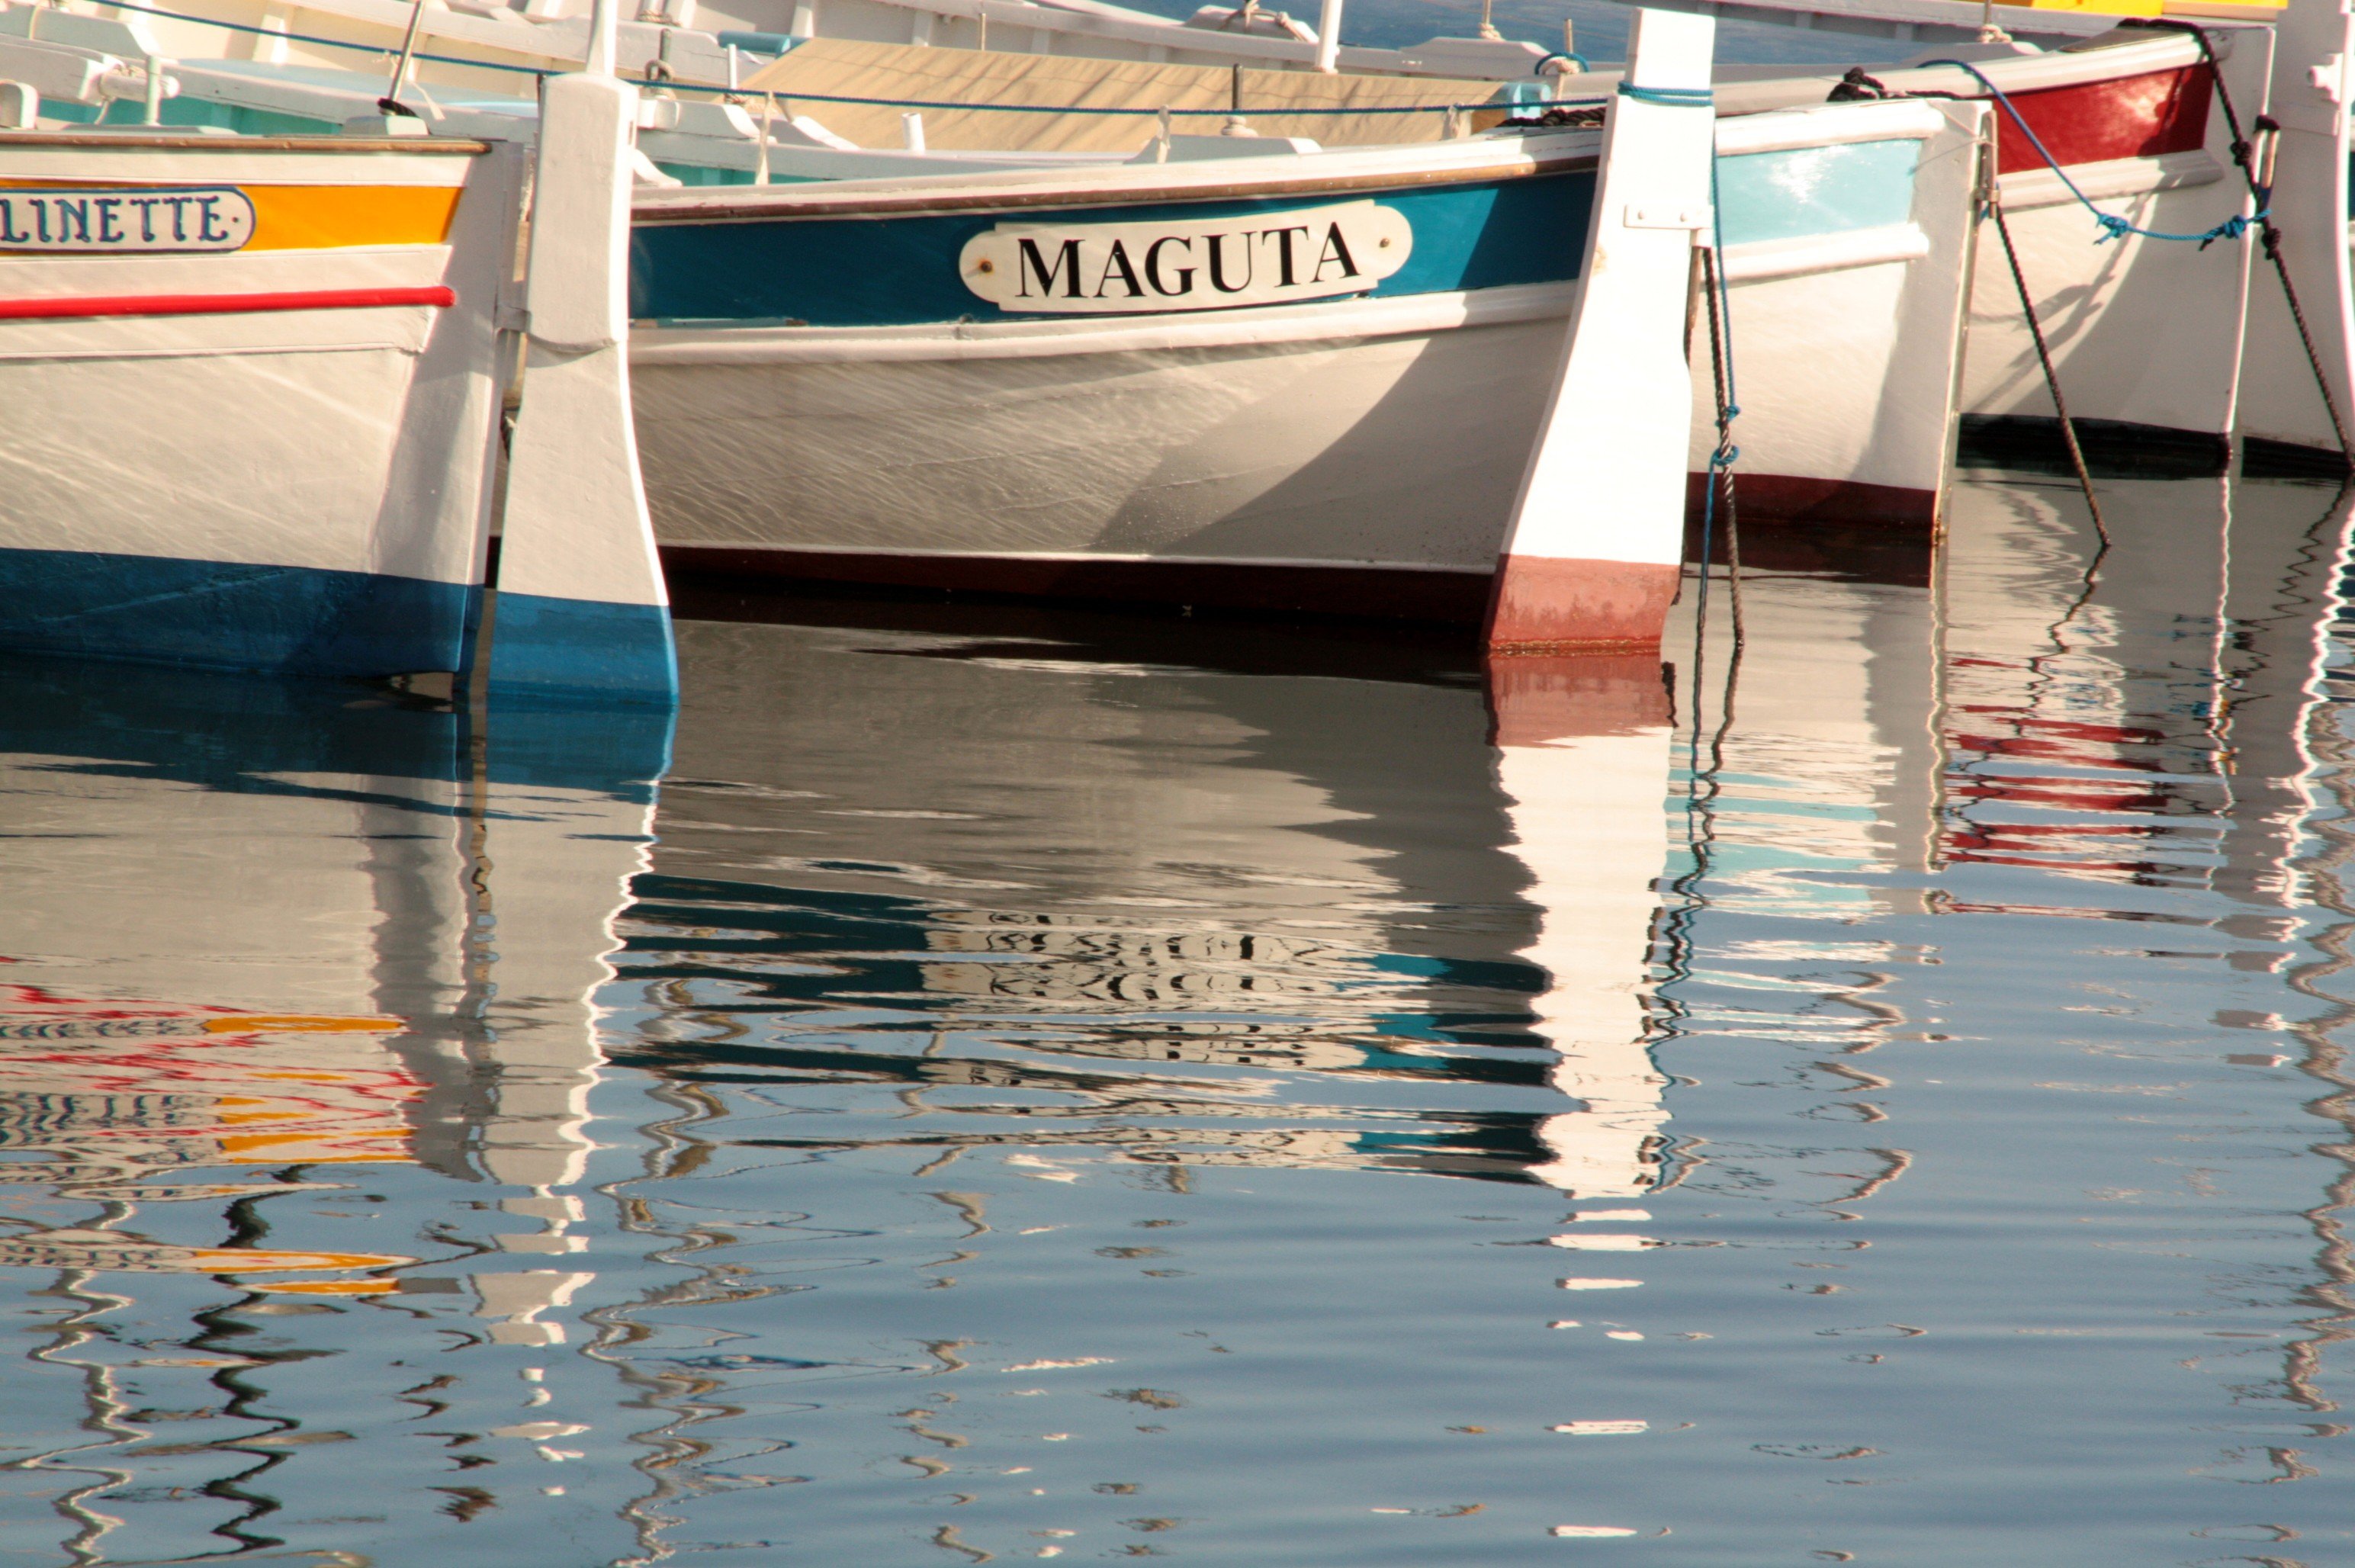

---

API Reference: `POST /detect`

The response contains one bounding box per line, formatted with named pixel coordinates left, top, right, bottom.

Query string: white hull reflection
left=1939, top=472, right=2351, bottom=908
left=0, top=697, right=657, bottom=1297
left=1489, top=657, right=1676, bottom=1199
left=636, top=622, right=1702, bottom=1191
left=0, top=664, right=665, bottom=1563
left=0, top=486, right=2349, bottom=1559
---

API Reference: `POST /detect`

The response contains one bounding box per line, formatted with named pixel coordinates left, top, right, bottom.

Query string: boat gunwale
left=0, top=130, right=494, bottom=155
left=1855, top=26, right=2223, bottom=98
left=628, top=276, right=1581, bottom=358
left=631, top=27, right=2223, bottom=227
left=630, top=144, right=1602, bottom=224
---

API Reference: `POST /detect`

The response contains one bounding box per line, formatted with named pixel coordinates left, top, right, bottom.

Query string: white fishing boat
left=1730, top=24, right=2273, bottom=468
left=0, top=121, right=517, bottom=675
left=0, top=0, right=680, bottom=698
left=619, top=21, right=1989, bottom=645
left=686, top=17, right=2275, bottom=480
left=707, top=41, right=1994, bottom=534
left=1621, top=0, right=2355, bottom=480
left=15, top=0, right=2268, bottom=516
left=2230, top=0, right=2355, bottom=468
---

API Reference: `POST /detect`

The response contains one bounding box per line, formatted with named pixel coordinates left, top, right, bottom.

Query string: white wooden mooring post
left=486, top=0, right=680, bottom=705
left=1486, top=8, right=1716, bottom=655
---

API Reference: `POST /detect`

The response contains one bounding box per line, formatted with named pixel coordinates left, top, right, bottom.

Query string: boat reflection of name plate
left=0, top=186, right=257, bottom=253
left=959, top=199, right=1412, bottom=314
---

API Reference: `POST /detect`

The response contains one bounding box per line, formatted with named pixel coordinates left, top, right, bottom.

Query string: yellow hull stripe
left=2022, top=0, right=2282, bottom=11
left=0, top=181, right=462, bottom=250
left=201, top=1012, right=403, bottom=1033
left=243, top=183, right=461, bottom=250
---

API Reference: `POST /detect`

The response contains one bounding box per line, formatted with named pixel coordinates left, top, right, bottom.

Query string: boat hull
left=635, top=289, right=1550, bottom=618
left=630, top=102, right=1977, bottom=620
left=0, top=133, right=520, bottom=676
left=1960, top=56, right=2267, bottom=451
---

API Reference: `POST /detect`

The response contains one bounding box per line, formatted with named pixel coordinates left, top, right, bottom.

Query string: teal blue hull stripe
left=630, top=170, right=1600, bottom=326
left=0, top=546, right=472, bottom=677
left=487, top=592, right=680, bottom=707
left=631, top=141, right=1924, bottom=328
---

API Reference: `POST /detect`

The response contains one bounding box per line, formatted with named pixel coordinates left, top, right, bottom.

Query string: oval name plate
left=959, top=198, right=1412, bottom=315
left=0, top=186, right=258, bottom=254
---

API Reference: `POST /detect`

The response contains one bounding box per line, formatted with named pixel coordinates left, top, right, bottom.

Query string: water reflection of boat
left=0, top=988, right=425, bottom=1278
left=613, top=614, right=1691, bottom=1190
left=0, top=663, right=467, bottom=1261
left=1490, top=654, right=1675, bottom=1197
left=1937, top=473, right=2348, bottom=899
left=0, top=989, right=414, bottom=1173
left=0, top=657, right=663, bottom=1561
left=1933, top=469, right=2355, bottom=1462
left=620, top=535, right=1957, bottom=1203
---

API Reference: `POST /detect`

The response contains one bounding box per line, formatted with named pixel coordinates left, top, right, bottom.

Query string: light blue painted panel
left=1716, top=138, right=1921, bottom=248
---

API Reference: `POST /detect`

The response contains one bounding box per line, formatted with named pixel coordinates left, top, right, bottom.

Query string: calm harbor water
left=0, top=471, right=2352, bottom=1565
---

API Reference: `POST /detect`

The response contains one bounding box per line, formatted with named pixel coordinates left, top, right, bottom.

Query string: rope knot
left=2197, top=210, right=2260, bottom=249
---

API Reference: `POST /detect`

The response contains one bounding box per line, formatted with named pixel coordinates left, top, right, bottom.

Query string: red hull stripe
left=0, top=284, right=456, bottom=322
left=1992, top=64, right=2212, bottom=177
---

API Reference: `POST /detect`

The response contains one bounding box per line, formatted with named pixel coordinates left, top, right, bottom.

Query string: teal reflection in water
left=0, top=473, right=2348, bottom=1563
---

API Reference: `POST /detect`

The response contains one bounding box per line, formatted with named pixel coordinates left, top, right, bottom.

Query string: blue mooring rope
left=1692, top=146, right=1740, bottom=644
left=1708, top=149, right=1739, bottom=472
left=1916, top=57, right=2261, bottom=247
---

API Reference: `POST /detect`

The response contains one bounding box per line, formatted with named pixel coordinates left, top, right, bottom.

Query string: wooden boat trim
left=632, top=278, right=1577, bottom=361
left=1997, top=147, right=2222, bottom=211
left=632, top=145, right=1598, bottom=223
left=0, top=130, right=491, bottom=154
left=1875, top=27, right=2214, bottom=97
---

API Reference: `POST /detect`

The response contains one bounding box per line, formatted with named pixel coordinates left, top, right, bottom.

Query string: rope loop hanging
left=1694, top=149, right=1745, bottom=654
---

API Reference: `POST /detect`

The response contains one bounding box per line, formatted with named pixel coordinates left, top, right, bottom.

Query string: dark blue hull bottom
left=0, top=546, right=476, bottom=677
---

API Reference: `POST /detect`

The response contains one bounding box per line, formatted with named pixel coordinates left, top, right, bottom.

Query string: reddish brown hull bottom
left=1685, top=471, right=1939, bottom=529
left=1702, top=524, right=1935, bottom=588
left=1486, top=653, right=1673, bottom=748
left=1484, top=555, right=1682, bottom=654
left=661, top=545, right=1497, bottom=624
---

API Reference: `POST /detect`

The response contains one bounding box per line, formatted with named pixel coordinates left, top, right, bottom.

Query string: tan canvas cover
left=736, top=37, right=1508, bottom=153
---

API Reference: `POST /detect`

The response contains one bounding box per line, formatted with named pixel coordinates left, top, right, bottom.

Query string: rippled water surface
left=3, top=473, right=2355, bottom=1565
